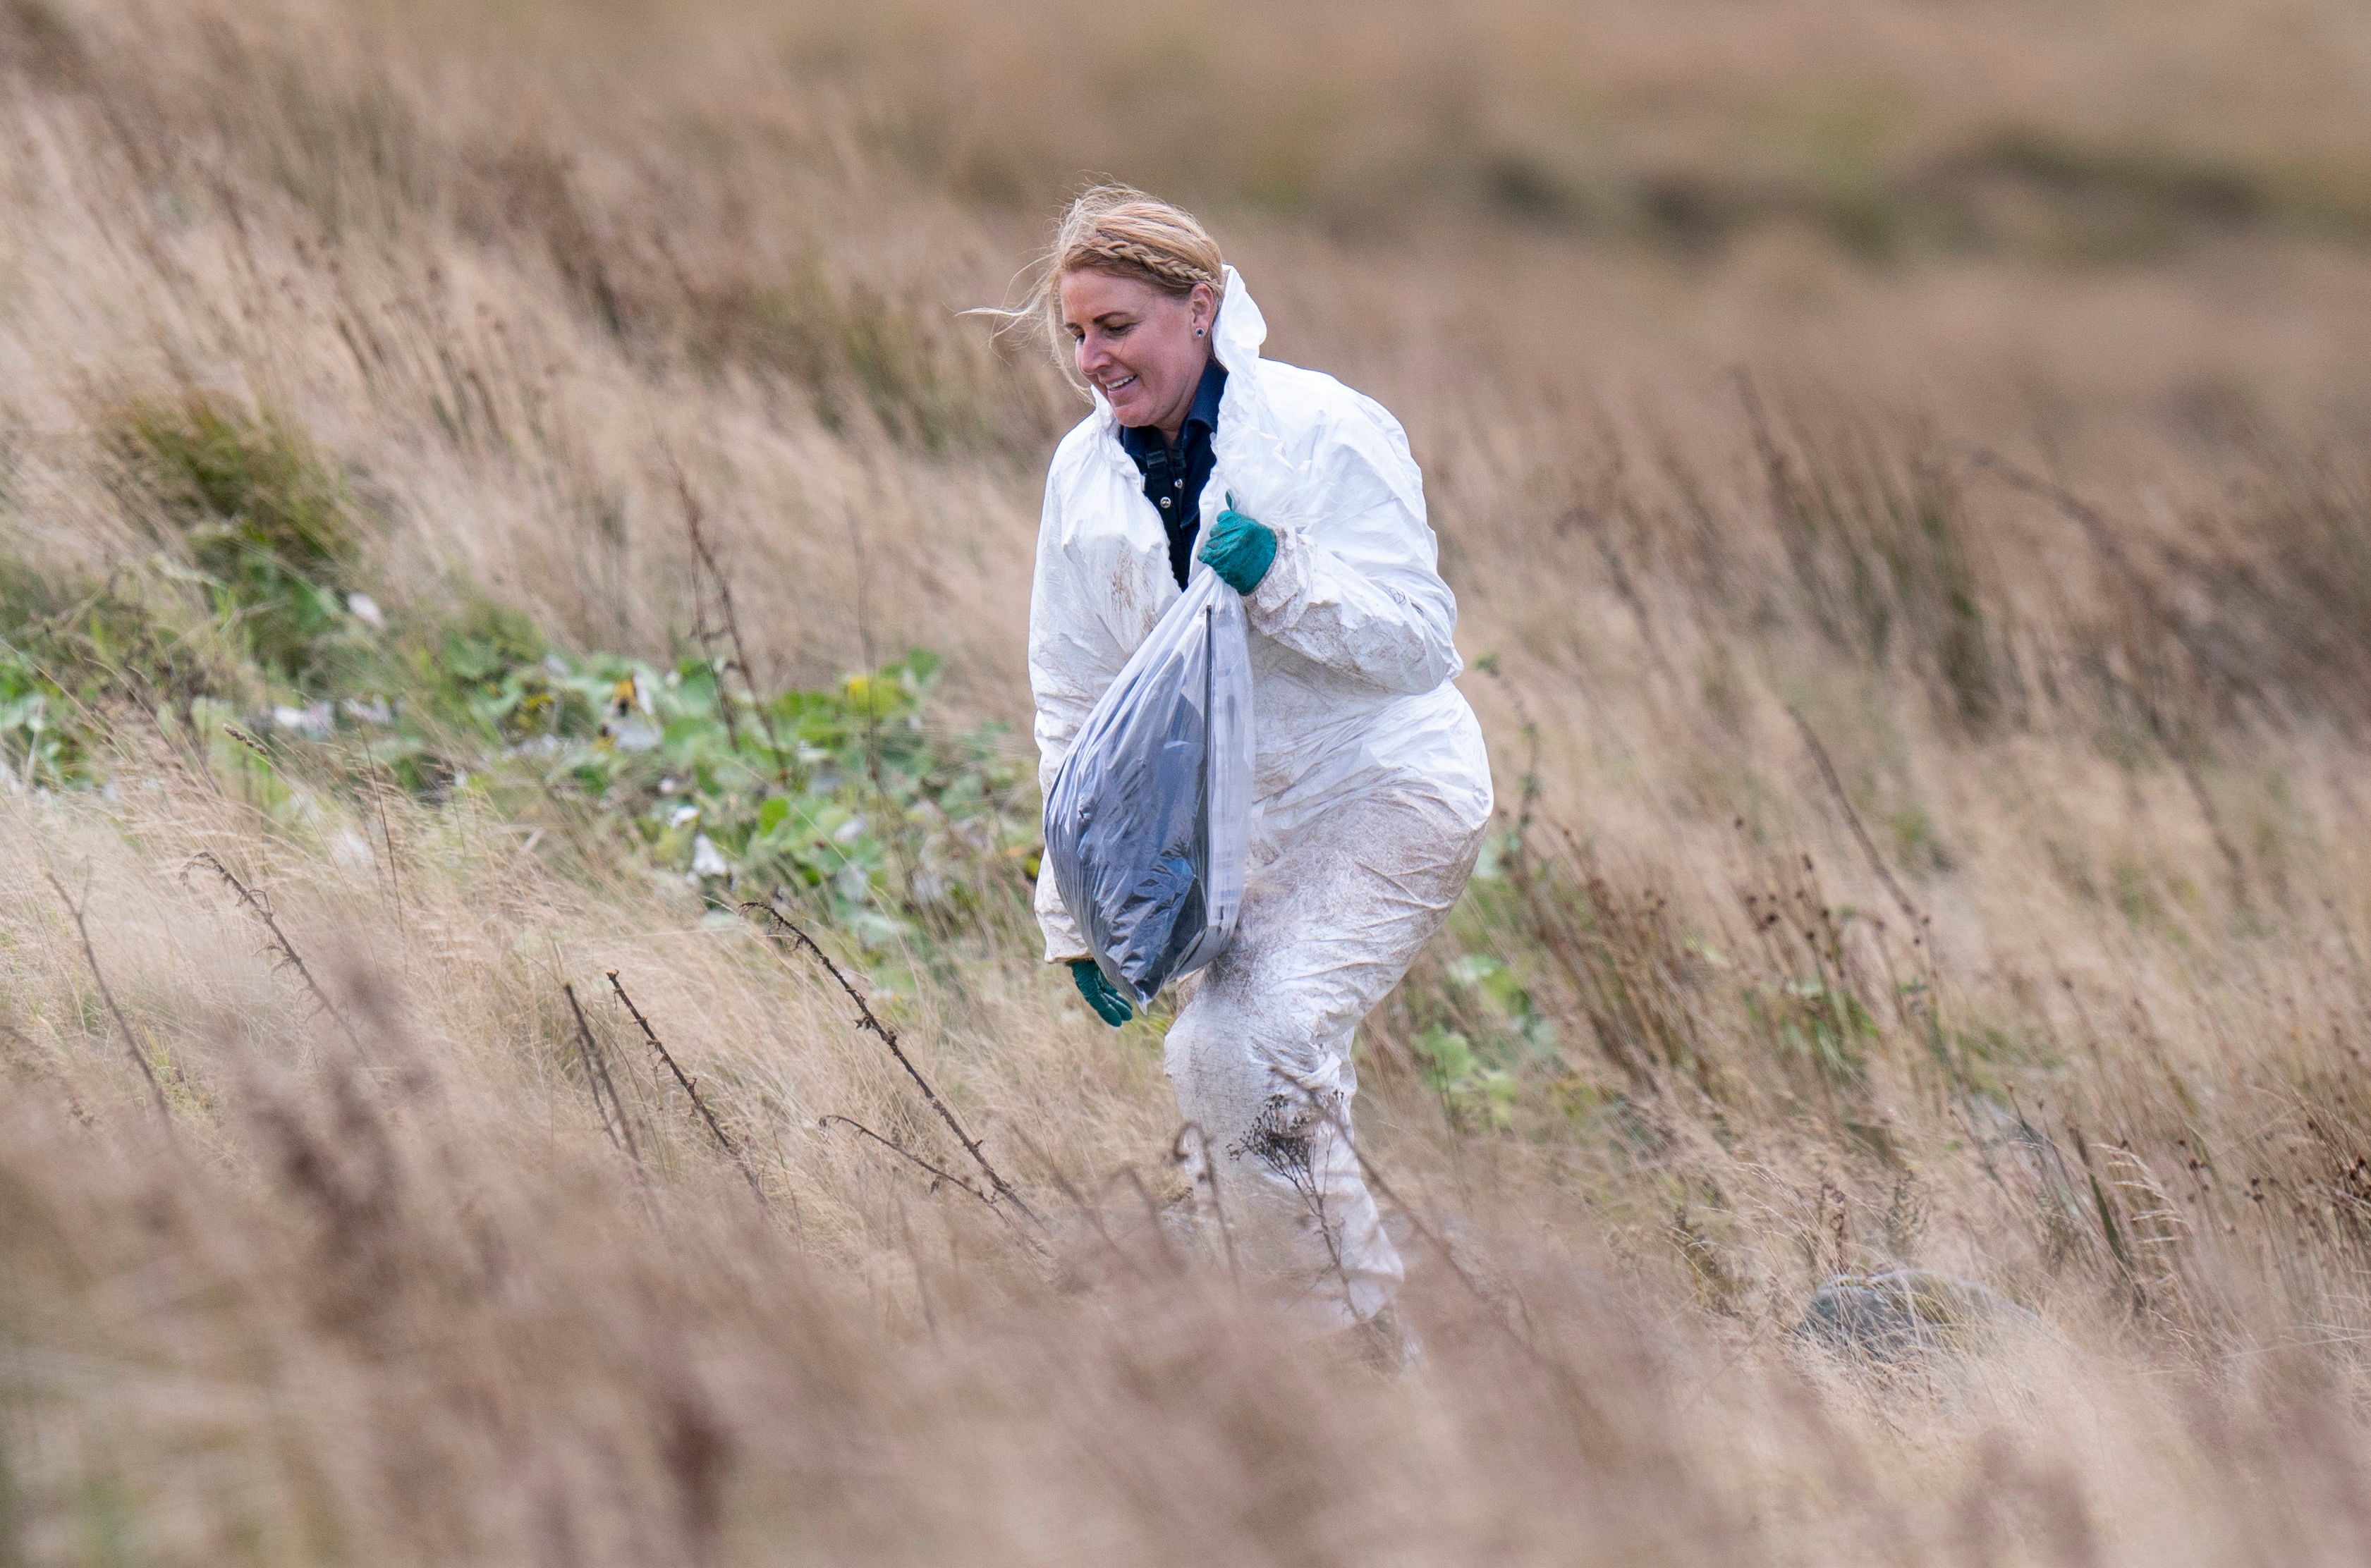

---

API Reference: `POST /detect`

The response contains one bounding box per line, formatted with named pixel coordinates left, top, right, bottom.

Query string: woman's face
left=1059, top=269, right=1216, bottom=437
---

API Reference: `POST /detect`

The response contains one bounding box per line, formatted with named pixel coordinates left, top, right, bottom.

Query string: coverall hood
left=1210, top=263, right=1268, bottom=374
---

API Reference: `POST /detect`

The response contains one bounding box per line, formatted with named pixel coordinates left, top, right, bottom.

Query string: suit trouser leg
left=1164, top=788, right=1484, bottom=1326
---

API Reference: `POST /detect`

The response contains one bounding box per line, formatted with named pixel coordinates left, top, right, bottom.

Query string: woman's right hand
left=1071, top=960, right=1135, bottom=1027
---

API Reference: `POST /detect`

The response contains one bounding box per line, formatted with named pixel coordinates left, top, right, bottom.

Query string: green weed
left=8, top=422, right=1032, bottom=943
left=108, top=393, right=365, bottom=692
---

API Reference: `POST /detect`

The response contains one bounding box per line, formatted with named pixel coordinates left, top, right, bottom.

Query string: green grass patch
left=10, top=396, right=1036, bottom=944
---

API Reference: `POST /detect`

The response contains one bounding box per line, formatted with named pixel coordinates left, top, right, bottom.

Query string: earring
left=1195, top=328, right=1205, bottom=337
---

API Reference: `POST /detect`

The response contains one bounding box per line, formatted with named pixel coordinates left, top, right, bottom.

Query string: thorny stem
left=42, top=866, right=171, bottom=1127
left=824, top=1117, right=1049, bottom=1264
left=562, top=981, right=641, bottom=1167
left=740, top=902, right=1038, bottom=1224
left=182, top=852, right=366, bottom=1053
left=821, top=1115, right=1007, bottom=1218
left=604, top=969, right=769, bottom=1206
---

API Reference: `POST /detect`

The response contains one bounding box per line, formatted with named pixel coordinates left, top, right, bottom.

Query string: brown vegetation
left=7, top=0, right=2371, bottom=1560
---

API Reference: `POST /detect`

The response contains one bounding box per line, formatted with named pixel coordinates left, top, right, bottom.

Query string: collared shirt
left=1118, top=358, right=1227, bottom=589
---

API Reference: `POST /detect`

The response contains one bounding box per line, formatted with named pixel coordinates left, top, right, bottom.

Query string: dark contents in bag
left=1056, top=642, right=1210, bottom=999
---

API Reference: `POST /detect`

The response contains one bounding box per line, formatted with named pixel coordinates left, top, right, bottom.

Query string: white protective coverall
left=1029, top=267, right=1494, bottom=1327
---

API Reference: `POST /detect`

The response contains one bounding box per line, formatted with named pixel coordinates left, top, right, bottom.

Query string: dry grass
left=8, top=0, right=2371, bottom=1561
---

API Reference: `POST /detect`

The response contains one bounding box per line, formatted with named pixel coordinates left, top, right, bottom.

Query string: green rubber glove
left=1070, top=960, right=1134, bottom=1027
left=1198, top=506, right=1277, bottom=595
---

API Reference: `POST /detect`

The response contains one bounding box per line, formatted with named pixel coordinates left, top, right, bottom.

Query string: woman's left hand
left=1199, top=506, right=1277, bottom=594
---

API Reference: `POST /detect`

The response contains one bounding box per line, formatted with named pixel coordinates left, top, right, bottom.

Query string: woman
left=1023, top=188, right=1493, bottom=1345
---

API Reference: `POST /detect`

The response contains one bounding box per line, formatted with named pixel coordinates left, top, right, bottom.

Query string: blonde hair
left=982, top=184, right=1226, bottom=387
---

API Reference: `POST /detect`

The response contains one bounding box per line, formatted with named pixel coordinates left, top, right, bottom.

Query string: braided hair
left=977, top=185, right=1226, bottom=391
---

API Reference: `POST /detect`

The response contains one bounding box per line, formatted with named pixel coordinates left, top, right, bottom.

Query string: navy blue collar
left=1118, top=357, right=1226, bottom=460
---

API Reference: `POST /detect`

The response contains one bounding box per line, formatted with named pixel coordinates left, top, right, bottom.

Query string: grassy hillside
left=8, top=0, right=2371, bottom=1561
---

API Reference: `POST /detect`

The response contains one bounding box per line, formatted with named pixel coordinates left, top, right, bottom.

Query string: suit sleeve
left=1241, top=414, right=1462, bottom=694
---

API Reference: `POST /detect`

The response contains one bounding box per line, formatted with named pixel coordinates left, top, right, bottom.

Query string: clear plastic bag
left=1043, top=566, right=1254, bottom=1007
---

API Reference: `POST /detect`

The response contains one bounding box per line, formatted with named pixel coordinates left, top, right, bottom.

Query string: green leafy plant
left=11, top=396, right=1036, bottom=948
left=422, top=637, right=1037, bottom=938
left=0, top=643, right=80, bottom=790
left=1743, top=976, right=1879, bottom=1091
left=109, top=392, right=367, bottom=692
left=1410, top=1024, right=1520, bottom=1131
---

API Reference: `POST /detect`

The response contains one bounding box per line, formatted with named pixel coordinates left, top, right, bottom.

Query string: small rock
left=1796, top=1269, right=2044, bottom=1362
